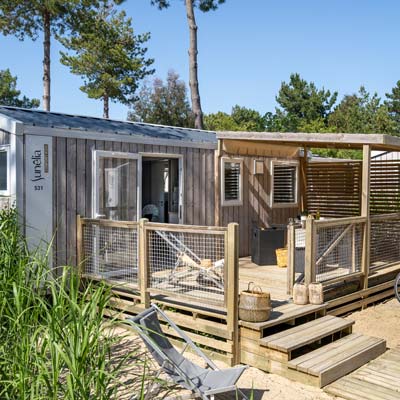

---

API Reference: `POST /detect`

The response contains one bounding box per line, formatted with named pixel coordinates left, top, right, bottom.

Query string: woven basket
left=239, top=283, right=271, bottom=322
left=276, top=248, right=288, bottom=268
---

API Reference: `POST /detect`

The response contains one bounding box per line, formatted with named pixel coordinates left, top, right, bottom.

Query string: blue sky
left=1, top=0, right=399, bottom=120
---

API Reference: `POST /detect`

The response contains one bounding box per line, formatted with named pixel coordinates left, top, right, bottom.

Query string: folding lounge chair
left=155, top=230, right=224, bottom=290
left=127, top=304, right=248, bottom=400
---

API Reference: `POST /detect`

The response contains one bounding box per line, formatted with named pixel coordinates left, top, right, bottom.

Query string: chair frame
left=127, top=304, right=248, bottom=400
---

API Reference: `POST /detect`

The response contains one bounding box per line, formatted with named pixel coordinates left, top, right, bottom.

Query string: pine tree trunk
left=43, top=10, right=51, bottom=112
left=185, top=0, right=204, bottom=130
left=103, top=94, right=109, bottom=118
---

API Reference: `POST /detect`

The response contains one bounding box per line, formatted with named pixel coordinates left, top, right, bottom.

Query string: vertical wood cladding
left=52, top=139, right=215, bottom=267
left=220, top=154, right=299, bottom=257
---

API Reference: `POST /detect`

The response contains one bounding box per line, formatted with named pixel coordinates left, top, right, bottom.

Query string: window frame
left=221, top=157, right=243, bottom=207
left=270, top=159, right=299, bottom=208
left=0, top=145, right=10, bottom=196
left=92, top=149, right=142, bottom=219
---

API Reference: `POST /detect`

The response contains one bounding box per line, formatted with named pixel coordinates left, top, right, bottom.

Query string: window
left=93, top=150, right=140, bottom=220
left=221, top=157, right=243, bottom=206
left=271, top=161, right=298, bottom=207
left=0, top=146, right=10, bottom=196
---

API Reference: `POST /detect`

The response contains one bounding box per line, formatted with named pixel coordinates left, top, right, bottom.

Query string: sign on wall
left=25, top=135, right=53, bottom=256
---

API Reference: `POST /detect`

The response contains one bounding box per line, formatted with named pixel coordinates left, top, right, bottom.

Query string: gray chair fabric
left=127, top=305, right=248, bottom=400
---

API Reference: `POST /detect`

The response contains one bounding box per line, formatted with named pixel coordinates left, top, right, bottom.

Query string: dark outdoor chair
left=126, top=304, right=249, bottom=400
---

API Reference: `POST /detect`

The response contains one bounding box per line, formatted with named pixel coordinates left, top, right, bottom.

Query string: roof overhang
left=217, top=131, right=400, bottom=152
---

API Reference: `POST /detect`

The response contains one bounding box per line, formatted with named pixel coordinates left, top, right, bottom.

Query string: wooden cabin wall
left=52, top=137, right=215, bottom=269
left=219, top=154, right=299, bottom=257
left=0, top=129, right=10, bottom=145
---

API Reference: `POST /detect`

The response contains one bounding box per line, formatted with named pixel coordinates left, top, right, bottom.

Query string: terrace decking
left=325, top=346, right=400, bottom=399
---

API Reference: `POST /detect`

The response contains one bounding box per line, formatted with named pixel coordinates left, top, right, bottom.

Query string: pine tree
left=60, top=7, right=154, bottom=118
left=150, top=0, right=225, bottom=129
left=0, top=0, right=115, bottom=111
left=0, top=69, right=39, bottom=108
left=385, top=80, right=400, bottom=133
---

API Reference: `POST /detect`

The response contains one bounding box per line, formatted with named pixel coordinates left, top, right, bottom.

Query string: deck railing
left=78, top=216, right=238, bottom=309
left=77, top=216, right=240, bottom=365
left=370, top=212, right=400, bottom=270
left=287, top=212, right=400, bottom=291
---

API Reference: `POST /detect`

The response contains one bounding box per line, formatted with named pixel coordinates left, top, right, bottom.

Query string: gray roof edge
left=0, top=105, right=216, bottom=135
left=0, top=112, right=24, bottom=135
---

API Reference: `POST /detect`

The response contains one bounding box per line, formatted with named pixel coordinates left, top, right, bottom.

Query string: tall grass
left=0, top=208, right=139, bottom=399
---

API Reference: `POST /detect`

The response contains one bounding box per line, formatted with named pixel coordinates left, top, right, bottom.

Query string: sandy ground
left=113, top=298, right=400, bottom=400
left=345, top=298, right=400, bottom=349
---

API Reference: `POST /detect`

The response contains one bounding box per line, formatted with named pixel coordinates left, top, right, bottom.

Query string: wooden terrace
left=77, top=132, right=400, bottom=392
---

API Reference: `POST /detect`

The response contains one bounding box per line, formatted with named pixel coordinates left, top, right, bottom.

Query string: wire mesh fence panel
left=147, top=228, right=226, bottom=306
left=370, top=217, right=400, bottom=269
left=82, top=222, right=138, bottom=287
left=315, top=222, right=363, bottom=282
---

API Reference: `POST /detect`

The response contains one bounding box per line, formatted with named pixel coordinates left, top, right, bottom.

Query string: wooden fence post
left=287, top=220, right=296, bottom=294
left=76, top=214, right=84, bottom=277
left=226, top=222, right=239, bottom=365
left=361, top=144, right=371, bottom=290
left=139, top=218, right=150, bottom=307
left=305, top=215, right=316, bottom=286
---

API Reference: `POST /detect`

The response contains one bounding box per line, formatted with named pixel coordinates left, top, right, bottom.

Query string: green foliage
left=60, top=6, right=154, bottom=116
left=0, top=0, right=120, bottom=110
left=150, top=0, right=225, bottom=11
left=128, top=70, right=194, bottom=127
left=230, top=105, right=265, bottom=131
left=274, top=73, right=338, bottom=131
left=204, top=105, right=265, bottom=131
left=385, top=80, right=400, bottom=133
left=328, top=86, right=397, bottom=134
left=0, top=69, right=39, bottom=108
left=0, top=207, right=142, bottom=399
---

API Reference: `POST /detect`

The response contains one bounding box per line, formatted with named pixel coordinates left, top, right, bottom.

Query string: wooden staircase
left=240, top=302, right=386, bottom=388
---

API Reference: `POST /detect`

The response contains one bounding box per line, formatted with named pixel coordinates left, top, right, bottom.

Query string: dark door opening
left=142, top=157, right=180, bottom=223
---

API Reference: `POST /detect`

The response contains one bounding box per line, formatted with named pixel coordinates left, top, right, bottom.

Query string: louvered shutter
left=273, top=165, right=297, bottom=204
left=224, top=161, right=241, bottom=201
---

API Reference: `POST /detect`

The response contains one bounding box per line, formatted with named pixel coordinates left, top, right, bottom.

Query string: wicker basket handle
left=247, top=281, right=263, bottom=294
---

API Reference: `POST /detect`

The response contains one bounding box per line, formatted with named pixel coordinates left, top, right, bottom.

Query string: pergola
left=217, top=131, right=400, bottom=295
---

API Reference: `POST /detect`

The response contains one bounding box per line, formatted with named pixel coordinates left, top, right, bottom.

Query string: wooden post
left=139, top=218, right=150, bottom=307
left=226, top=222, right=239, bottom=365
left=214, top=146, right=221, bottom=226
left=300, top=146, right=308, bottom=212
left=361, top=145, right=371, bottom=289
left=76, top=214, right=84, bottom=277
left=287, top=220, right=296, bottom=295
left=305, top=215, right=316, bottom=286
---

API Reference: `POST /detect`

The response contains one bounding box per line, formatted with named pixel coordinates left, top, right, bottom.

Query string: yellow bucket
left=275, top=248, right=288, bottom=268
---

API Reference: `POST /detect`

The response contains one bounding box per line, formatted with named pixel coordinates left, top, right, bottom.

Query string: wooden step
left=260, top=315, right=354, bottom=353
left=239, top=301, right=326, bottom=331
left=289, top=333, right=386, bottom=387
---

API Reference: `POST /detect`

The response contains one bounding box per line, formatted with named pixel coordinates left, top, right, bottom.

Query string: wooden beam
left=300, top=146, right=308, bottom=212
left=76, top=214, right=83, bottom=277
left=216, top=132, right=400, bottom=152
left=214, top=149, right=221, bottom=226
left=305, top=216, right=317, bottom=286
left=226, top=222, right=239, bottom=365
left=287, top=221, right=296, bottom=294
left=361, top=145, right=371, bottom=290
left=139, top=218, right=150, bottom=307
